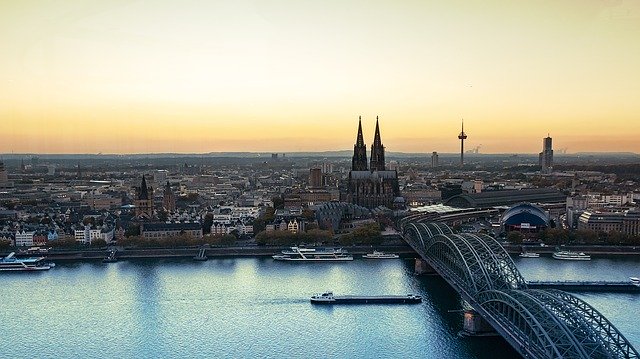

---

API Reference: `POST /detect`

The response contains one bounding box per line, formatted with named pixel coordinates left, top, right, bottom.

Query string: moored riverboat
left=0, top=252, right=54, bottom=271
left=552, top=251, right=590, bottom=261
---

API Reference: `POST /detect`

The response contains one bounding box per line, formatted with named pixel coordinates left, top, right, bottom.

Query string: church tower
left=369, top=116, right=386, bottom=171
left=162, top=181, right=176, bottom=212
left=134, top=175, right=154, bottom=219
left=351, top=116, right=368, bottom=171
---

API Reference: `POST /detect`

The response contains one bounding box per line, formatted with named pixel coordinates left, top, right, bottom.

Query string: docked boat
left=552, top=251, right=591, bottom=261
left=0, top=252, right=53, bottom=271
left=280, top=247, right=347, bottom=255
left=310, top=292, right=422, bottom=304
left=519, top=252, right=540, bottom=258
left=630, top=277, right=640, bottom=287
left=273, top=247, right=353, bottom=261
left=362, top=251, right=399, bottom=259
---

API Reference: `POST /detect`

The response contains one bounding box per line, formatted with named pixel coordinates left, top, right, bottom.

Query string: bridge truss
left=403, top=221, right=639, bottom=359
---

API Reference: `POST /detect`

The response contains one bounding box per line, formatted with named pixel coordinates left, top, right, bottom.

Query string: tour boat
left=630, top=277, right=640, bottom=287
left=362, top=251, right=399, bottom=259
left=0, top=252, right=54, bottom=271
left=273, top=247, right=353, bottom=261
left=552, top=251, right=591, bottom=261
left=281, top=247, right=347, bottom=255
left=519, top=252, right=540, bottom=258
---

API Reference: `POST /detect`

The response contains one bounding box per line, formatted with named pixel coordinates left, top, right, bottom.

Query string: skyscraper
left=309, top=167, right=323, bottom=189
left=431, top=152, right=439, bottom=168
left=539, top=135, right=554, bottom=174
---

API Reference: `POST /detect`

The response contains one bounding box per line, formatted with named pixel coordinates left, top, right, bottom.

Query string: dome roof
left=501, top=203, right=550, bottom=227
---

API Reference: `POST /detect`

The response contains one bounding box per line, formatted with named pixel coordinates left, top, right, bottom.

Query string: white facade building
left=15, top=230, right=35, bottom=247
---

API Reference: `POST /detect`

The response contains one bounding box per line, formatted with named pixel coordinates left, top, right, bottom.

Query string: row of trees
left=117, top=233, right=236, bottom=248
left=337, top=223, right=383, bottom=246
left=255, top=229, right=333, bottom=246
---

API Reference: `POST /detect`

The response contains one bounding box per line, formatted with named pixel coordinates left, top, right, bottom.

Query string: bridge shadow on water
left=404, top=260, right=521, bottom=359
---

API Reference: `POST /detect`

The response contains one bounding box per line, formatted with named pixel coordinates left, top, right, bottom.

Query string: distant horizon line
left=1, top=150, right=638, bottom=157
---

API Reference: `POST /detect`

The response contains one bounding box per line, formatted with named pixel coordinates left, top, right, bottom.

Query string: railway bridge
left=402, top=221, right=639, bottom=359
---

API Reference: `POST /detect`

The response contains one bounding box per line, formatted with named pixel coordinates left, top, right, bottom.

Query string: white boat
left=552, top=251, right=591, bottom=261
left=362, top=251, right=399, bottom=259
left=281, top=247, right=347, bottom=255
left=630, top=277, right=640, bottom=287
left=0, top=252, right=53, bottom=271
left=519, top=252, right=540, bottom=258
left=273, top=247, right=353, bottom=261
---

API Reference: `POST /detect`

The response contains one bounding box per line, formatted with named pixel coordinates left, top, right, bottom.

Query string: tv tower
left=458, top=119, right=467, bottom=166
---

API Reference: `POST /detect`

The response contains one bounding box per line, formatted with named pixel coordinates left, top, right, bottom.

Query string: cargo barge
left=310, top=292, right=422, bottom=304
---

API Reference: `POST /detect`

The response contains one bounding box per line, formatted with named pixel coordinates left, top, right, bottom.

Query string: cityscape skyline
left=2, top=1, right=640, bottom=154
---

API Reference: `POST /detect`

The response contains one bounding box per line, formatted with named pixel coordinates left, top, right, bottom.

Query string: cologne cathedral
left=348, top=116, right=400, bottom=209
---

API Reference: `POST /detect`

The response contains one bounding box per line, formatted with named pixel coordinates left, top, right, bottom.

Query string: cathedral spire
left=372, top=116, right=381, bottom=147
left=351, top=116, right=368, bottom=171
left=356, top=116, right=365, bottom=147
left=370, top=116, right=386, bottom=171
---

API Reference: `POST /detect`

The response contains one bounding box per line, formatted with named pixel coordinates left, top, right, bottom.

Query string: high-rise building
left=431, top=152, right=439, bottom=168
left=309, top=167, right=322, bottom=189
left=348, top=116, right=400, bottom=209
left=539, top=135, right=554, bottom=174
left=162, top=181, right=176, bottom=212
left=134, top=175, right=154, bottom=219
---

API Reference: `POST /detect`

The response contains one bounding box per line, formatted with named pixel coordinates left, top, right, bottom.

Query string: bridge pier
left=414, top=258, right=437, bottom=275
left=460, top=309, right=496, bottom=337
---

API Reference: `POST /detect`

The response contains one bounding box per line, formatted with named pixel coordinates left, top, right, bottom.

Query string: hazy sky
left=1, top=0, right=639, bottom=154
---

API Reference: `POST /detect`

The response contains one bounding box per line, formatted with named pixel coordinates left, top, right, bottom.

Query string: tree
left=252, top=207, right=275, bottom=234
left=0, top=239, right=11, bottom=250
left=203, top=213, right=213, bottom=234
left=302, top=208, right=315, bottom=221
left=272, top=196, right=284, bottom=210
left=220, top=234, right=236, bottom=246
left=507, top=231, right=524, bottom=244
left=158, top=209, right=169, bottom=222
left=91, top=238, right=107, bottom=247
left=125, top=224, right=141, bottom=237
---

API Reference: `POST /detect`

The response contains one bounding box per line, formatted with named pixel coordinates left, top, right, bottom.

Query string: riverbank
left=1, top=244, right=418, bottom=261
left=4, top=242, right=640, bottom=262
left=503, top=244, right=640, bottom=256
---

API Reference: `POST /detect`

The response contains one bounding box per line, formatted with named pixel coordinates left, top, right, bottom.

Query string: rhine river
left=1, top=255, right=638, bottom=358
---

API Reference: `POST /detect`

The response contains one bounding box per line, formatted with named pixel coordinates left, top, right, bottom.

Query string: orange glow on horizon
left=1, top=1, right=639, bottom=154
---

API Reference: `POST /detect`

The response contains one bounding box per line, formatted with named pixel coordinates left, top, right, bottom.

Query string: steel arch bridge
left=403, top=221, right=639, bottom=359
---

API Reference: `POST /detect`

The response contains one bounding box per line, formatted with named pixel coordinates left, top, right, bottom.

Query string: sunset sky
left=1, top=0, right=639, bottom=154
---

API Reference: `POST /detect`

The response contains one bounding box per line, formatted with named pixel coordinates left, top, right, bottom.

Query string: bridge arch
left=402, top=220, right=639, bottom=358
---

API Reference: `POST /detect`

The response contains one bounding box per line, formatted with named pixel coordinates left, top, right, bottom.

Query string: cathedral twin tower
left=348, top=116, right=400, bottom=209
left=352, top=116, right=386, bottom=172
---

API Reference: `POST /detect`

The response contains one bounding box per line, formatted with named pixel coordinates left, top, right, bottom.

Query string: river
left=0, top=255, right=638, bottom=358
